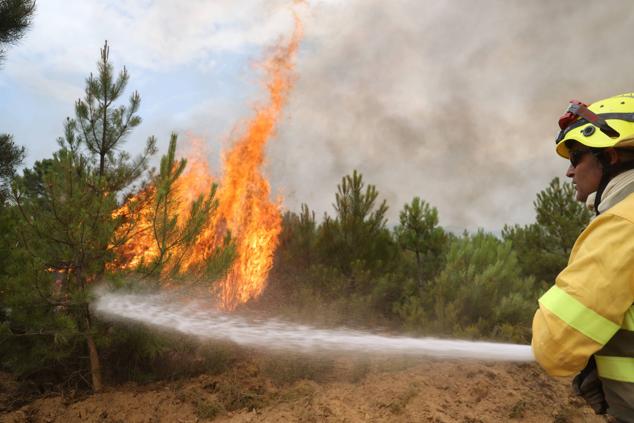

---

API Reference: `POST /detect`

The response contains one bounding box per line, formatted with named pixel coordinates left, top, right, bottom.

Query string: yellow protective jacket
left=532, top=185, right=634, bottom=419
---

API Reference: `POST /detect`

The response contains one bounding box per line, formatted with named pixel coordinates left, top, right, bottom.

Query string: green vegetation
left=0, top=43, right=232, bottom=393
left=502, top=177, right=591, bottom=288
left=0, top=0, right=36, bottom=64
left=262, top=171, right=589, bottom=343
left=0, top=40, right=589, bottom=397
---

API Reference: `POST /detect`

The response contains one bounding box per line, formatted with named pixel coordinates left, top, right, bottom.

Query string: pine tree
left=9, top=40, right=156, bottom=389
left=502, top=177, right=590, bottom=285
left=0, top=0, right=36, bottom=64
left=141, top=134, right=229, bottom=277
left=394, top=197, right=447, bottom=288
left=0, top=134, right=24, bottom=205
left=277, top=204, right=317, bottom=270
left=0, top=0, right=34, bottom=203
left=430, top=231, right=536, bottom=342
left=324, top=171, right=390, bottom=266
left=0, top=44, right=234, bottom=391
left=313, top=170, right=396, bottom=300
left=533, top=177, right=591, bottom=254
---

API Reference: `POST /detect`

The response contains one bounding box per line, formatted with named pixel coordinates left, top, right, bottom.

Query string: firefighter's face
left=565, top=145, right=603, bottom=202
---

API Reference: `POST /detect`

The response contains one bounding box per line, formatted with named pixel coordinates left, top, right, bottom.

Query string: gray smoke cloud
left=266, top=0, right=634, bottom=231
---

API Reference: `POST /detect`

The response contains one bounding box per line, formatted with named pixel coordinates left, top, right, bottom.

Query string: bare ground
left=0, top=357, right=606, bottom=423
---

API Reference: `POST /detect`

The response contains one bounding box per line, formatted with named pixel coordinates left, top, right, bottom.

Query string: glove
left=572, top=356, right=608, bottom=415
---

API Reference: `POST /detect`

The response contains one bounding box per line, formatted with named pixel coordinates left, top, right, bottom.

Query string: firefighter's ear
left=607, top=148, right=620, bottom=165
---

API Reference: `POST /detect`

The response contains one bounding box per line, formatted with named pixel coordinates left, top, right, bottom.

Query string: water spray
left=94, top=292, right=534, bottom=362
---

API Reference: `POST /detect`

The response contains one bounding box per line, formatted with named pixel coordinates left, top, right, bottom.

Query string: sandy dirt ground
left=0, top=357, right=606, bottom=423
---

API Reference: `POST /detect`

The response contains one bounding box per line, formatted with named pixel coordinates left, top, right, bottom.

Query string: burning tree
left=4, top=42, right=231, bottom=391
left=2, top=6, right=304, bottom=390
left=110, top=14, right=303, bottom=310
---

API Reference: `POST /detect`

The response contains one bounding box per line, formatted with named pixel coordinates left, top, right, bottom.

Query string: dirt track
left=0, top=357, right=605, bottom=423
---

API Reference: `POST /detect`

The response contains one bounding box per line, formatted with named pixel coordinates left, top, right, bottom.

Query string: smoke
left=267, top=0, right=634, bottom=230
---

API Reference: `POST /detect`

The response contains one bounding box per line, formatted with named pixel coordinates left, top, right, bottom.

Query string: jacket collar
left=586, top=168, right=634, bottom=214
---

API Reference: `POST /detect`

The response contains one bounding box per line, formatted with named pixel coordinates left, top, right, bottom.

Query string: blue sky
left=3, top=0, right=634, bottom=231
left=0, top=0, right=294, bottom=165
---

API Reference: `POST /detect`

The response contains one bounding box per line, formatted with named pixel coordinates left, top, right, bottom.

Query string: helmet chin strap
left=593, top=152, right=634, bottom=215
left=593, top=161, right=610, bottom=215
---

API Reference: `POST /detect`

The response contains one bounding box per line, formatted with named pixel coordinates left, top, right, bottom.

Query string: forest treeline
left=257, top=170, right=590, bottom=344
left=0, top=43, right=591, bottom=393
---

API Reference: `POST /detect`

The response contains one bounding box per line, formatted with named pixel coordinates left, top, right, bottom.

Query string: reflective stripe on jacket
left=532, top=192, right=634, bottom=420
left=595, top=313, right=634, bottom=419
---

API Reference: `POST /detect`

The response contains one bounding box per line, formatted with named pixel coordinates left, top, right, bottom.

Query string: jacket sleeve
left=531, top=213, right=634, bottom=377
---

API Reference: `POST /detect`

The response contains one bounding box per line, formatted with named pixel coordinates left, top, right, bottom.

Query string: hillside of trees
left=0, top=42, right=591, bottom=397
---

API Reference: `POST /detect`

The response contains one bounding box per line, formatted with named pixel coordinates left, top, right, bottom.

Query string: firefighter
left=532, top=93, right=634, bottom=422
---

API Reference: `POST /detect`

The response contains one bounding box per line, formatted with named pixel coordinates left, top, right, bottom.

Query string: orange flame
left=112, top=11, right=303, bottom=310
left=213, top=15, right=303, bottom=309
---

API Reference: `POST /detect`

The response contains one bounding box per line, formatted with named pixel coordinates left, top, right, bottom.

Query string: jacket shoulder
left=604, top=193, right=634, bottom=223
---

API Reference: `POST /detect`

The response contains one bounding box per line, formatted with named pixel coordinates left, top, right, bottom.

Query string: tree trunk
left=86, top=329, right=103, bottom=392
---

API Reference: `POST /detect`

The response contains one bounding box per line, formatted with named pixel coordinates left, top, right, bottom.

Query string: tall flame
left=112, top=11, right=303, bottom=310
left=214, top=15, right=302, bottom=309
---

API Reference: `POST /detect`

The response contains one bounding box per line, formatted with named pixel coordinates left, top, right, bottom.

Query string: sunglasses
left=569, top=149, right=593, bottom=168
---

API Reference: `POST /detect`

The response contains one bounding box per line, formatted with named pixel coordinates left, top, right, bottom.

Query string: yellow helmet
left=555, top=93, right=634, bottom=158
